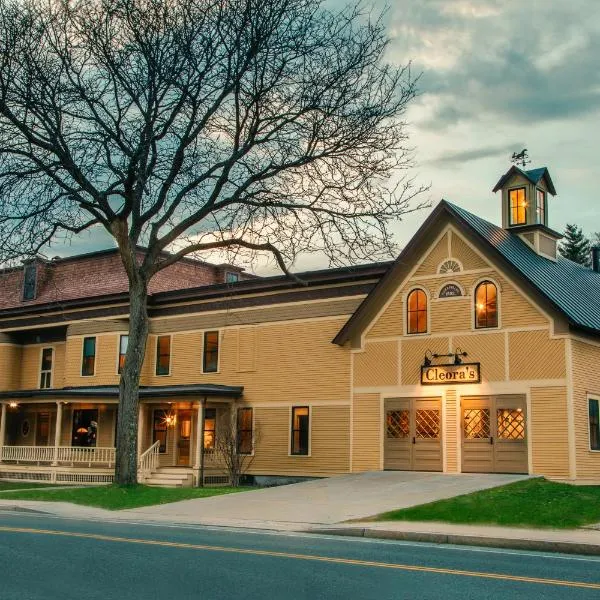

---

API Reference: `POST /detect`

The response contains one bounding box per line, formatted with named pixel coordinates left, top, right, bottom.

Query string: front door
left=177, top=410, right=192, bottom=466
left=384, top=398, right=442, bottom=471
left=36, top=412, right=50, bottom=446
left=461, top=395, right=527, bottom=474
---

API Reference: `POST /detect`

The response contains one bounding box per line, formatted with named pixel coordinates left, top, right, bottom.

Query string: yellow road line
left=1, top=525, right=599, bottom=590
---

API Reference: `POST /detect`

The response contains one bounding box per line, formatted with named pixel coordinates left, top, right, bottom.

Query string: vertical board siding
left=351, top=394, right=381, bottom=472
left=353, top=342, right=398, bottom=387
left=453, top=333, right=505, bottom=382
left=572, top=340, right=600, bottom=480
left=509, top=331, right=565, bottom=380
left=250, top=405, right=350, bottom=475
left=530, top=386, right=570, bottom=478
left=445, top=390, right=458, bottom=472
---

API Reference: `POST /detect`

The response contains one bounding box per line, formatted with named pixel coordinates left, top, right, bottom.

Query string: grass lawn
left=0, top=484, right=249, bottom=510
left=377, top=478, right=600, bottom=529
left=0, top=481, right=72, bottom=491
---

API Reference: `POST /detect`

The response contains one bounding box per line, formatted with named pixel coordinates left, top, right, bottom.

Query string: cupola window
left=475, top=281, right=498, bottom=329
left=407, top=289, right=428, bottom=334
left=509, top=188, right=527, bottom=226
left=536, top=189, right=546, bottom=225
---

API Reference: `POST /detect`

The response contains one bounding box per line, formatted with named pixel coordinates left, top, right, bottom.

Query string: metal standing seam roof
left=447, top=201, right=600, bottom=333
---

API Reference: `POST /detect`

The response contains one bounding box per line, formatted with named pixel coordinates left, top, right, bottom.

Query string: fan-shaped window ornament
left=438, top=259, right=461, bottom=274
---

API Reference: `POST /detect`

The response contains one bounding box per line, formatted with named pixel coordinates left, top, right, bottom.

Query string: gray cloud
left=426, top=142, right=526, bottom=166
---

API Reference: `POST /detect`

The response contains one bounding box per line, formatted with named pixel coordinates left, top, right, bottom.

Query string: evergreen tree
left=559, top=224, right=591, bottom=265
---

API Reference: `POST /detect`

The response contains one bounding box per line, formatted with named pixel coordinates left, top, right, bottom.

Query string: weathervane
left=511, top=148, right=531, bottom=168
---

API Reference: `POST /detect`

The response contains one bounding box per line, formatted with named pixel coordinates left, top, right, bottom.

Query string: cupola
left=493, top=165, right=561, bottom=261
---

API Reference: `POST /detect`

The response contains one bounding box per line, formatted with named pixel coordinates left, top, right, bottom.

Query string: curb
left=0, top=505, right=50, bottom=515
left=309, top=527, right=600, bottom=556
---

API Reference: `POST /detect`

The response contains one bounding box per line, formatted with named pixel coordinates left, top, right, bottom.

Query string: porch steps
left=145, top=467, right=194, bottom=488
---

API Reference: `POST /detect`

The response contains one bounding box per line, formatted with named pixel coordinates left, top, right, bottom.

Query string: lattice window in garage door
left=386, top=410, right=410, bottom=438
left=497, top=409, right=525, bottom=440
left=415, top=410, right=440, bottom=439
left=464, top=409, right=490, bottom=439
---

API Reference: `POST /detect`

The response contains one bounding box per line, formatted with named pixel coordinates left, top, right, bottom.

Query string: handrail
left=0, top=446, right=115, bottom=467
left=138, top=440, right=161, bottom=482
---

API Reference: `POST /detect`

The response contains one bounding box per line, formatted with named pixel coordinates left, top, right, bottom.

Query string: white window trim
left=436, top=258, right=464, bottom=275
left=80, top=336, right=97, bottom=377
left=472, top=277, right=502, bottom=331
left=587, top=394, right=600, bottom=453
left=116, top=333, right=129, bottom=376
left=201, top=329, right=221, bottom=374
left=39, top=346, right=54, bottom=390
left=154, top=334, right=172, bottom=377
left=404, top=287, right=431, bottom=336
left=288, top=405, right=311, bottom=457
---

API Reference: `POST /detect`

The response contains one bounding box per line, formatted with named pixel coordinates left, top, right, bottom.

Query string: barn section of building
left=1, top=164, right=600, bottom=485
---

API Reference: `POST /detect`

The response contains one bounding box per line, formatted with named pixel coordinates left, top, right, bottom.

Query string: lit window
left=407, top=289, right=428, bottom=334
left=291, top=406, right=309, bottom=455
left=237, top=407, right=253, bottom=454
left=203, top=331, right=219, bottom=373
left=81, top=337, right=96, bottom=376
left=225, top=271, right=239, bottom=283
left=475, top=281, right=498, bottom=329
left=509, top=188, right=527, bottom=225
left=40, top=348, right=53, bottom=389
left=204, top=408, right=216, bottom=450
left=118, top=335, right=128, bottom=374
left=536, top=189, right=546, bottom=225
left=589, top=398, right=600, bottom=451
left=156, top=335, right=171, bottom=376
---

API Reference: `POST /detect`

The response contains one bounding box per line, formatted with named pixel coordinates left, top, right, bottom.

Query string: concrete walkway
left=125, top=471, right=528, bottom=525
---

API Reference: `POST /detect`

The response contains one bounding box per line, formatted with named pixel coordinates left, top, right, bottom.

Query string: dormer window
left=225, top=271, right=239, bottom=283
left=22, top=262, right=37, bottom=301
left=509, top=188, right=527, bottom=225
left=536, top=189, right=546, bottom=225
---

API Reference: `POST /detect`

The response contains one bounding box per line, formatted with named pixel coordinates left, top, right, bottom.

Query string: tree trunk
left=115, top=276, right=149, bottom=485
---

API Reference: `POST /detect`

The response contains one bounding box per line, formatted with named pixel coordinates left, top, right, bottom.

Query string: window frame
left=202, top=330, right=220, bottom=374
left=536, top=188, right=546, bottom=225
left=588, top=396, right=600, bottom=452
left=508, top=187, right=527, bottom=226
left=290, top=406, right=310, bottom=456
left=22, top=263, right=37, bottom=301
left=473, top=279, right=499, bottom=330
left=39, top=346, right=53, bottom=389
left=225, top=271, right=240, bottom=284
left=117, top=334, right=129, bottom=375
left=81, top=336, right=97, bottom=377
left=155, top=335, right=172, bottom=376
left=203, top=407, right=217, bottom=451
left=406, top=288, right=429, bottom=335
left=236, top=407, right=254, bottom=455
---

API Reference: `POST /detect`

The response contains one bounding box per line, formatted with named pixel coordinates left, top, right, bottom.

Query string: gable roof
left=492, top=165, right=556, bottom=195
left=334, top=200, right=600, bottom=346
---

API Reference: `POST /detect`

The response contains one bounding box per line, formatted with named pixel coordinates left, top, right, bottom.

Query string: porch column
left=194, top=398, right=206, bottom=487
left=137, top=404, right=145, bottom=453
left=52, top=401, right=63, bottom=466
left=0, top=402, right=6, bottom=463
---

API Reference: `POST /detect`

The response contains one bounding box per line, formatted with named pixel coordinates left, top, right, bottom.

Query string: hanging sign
left=421, top=363, right=481, bottom=385
left=439, top=284, right=462, bottom=298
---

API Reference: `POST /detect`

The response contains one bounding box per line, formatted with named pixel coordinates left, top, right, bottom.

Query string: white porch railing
left=137, top=440, right=161, bottom=483
left=0, top=446, right=116, bottom=467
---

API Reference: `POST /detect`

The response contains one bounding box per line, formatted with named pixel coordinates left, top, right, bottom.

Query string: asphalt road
left=0, top=512, right=599, bottom=599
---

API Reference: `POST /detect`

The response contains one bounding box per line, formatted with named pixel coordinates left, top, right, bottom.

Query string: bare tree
left=213, top=408, right=258, bottom=487
left=0, top=0, right=426, bottom=484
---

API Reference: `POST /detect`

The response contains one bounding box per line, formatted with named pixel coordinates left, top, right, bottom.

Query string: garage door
left=461, top=395, right=528, bottom=474
left=384, top=397, right=442, bottom=471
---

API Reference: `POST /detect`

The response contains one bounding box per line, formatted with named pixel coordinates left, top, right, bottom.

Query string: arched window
left=475, top=281, right=498, bottom=328
left=407, top=289, right=428, bottom=334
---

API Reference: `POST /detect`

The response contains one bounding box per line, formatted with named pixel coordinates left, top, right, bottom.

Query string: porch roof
left=0, top=383, right=244, bottom=400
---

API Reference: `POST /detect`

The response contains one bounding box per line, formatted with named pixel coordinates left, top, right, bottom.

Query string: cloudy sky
left=56, top=0, right=600, bottom=272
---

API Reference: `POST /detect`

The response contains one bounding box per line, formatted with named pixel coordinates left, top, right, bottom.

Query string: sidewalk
left=2, top=497, right=600, bottom=555
left=312, top=520, right=600, bottom=556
